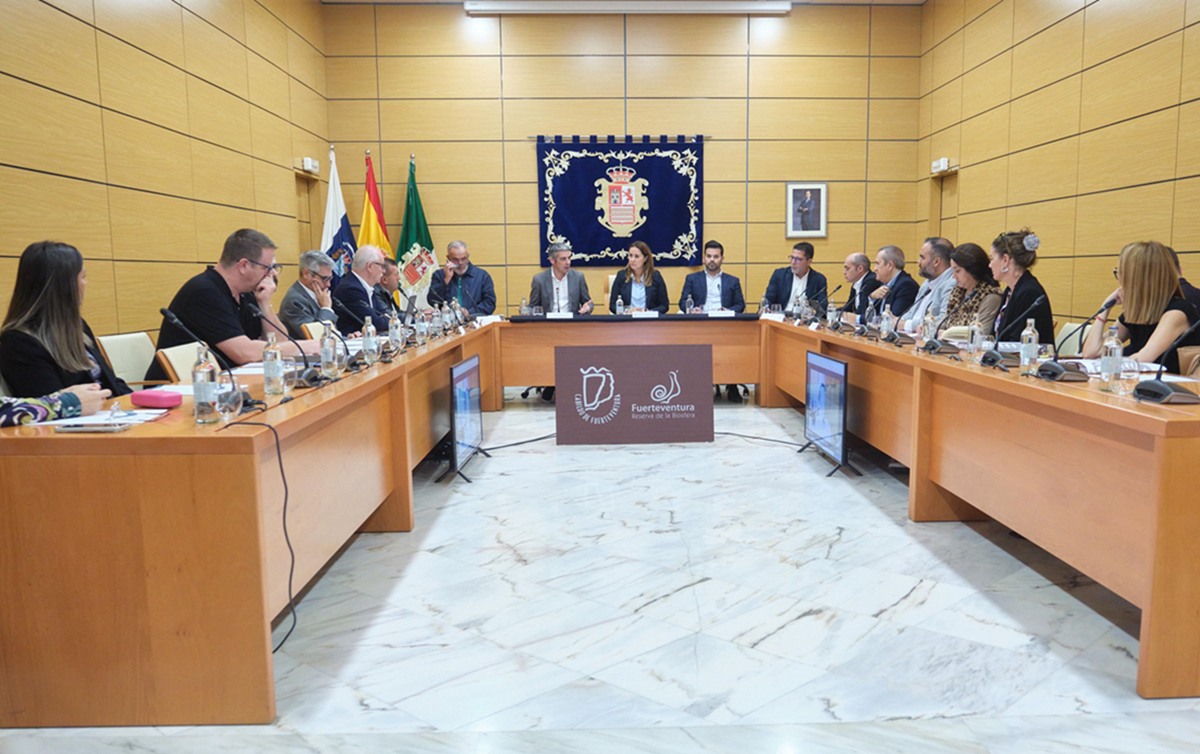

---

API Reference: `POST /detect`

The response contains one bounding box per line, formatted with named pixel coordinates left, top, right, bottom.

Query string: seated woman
left=1082, top=241, right=1200, bottom=374
left=609, top=241, right=670, bottom=314
left=937, top=243, right=1003, bottom=336
left=989, top=228, right=1055, bottom=343
left=0, top=384, right=110, bottom=427
left=0, top=241, right=131, bottom=398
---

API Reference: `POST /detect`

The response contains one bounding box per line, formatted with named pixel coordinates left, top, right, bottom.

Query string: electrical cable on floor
left=480, top=433, right=556, bottom=452
left=714, top=431, right=806, bottom=447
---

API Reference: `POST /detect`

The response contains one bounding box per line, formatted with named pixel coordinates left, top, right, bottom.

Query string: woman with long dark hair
left=937, top=243, right=1003, bottom=335
left=0, top=241, right=130, bottom=398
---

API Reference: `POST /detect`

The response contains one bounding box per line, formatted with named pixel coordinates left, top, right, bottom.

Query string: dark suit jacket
left=373, top=285, right=400, bottom=316
left=867, top=269, right=919, bottom=320
left=428, top=265, right=497, bottom=315
left=332, top=274, right=390, bottom=333
left=840, top=271, right=883, bottom=317
left=764, top=268, right=829, bottom=310
left=0, top=320, right=131, bottom=398
left=679, top=271, right=746, bottom=313
left=610, top=270, right=670, bottom=314
left=995, top=272, right=1054, bottom=343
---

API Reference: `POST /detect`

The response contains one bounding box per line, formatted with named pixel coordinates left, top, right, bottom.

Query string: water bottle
left=263, top=331, right=284, bottom=395
left=320, top=321, right=338, bottom=379
left=615, top=296, right=625, bottom=315
left=415, top=315, right=428, bottom=346
left=441, top=303, right=453, bottom=332
left=362, top=318, right=380, bottom=365
left=685, top=294, right=694, bottom=313
left=968, top=319, right=983, bottom=359
left=192, top=345, right=219, bottom=424
left=520, top=296, right=531, bottom=316
left=430, top=307, right=443, bottom=337
left=880, top=305, right=896, bottom=337
left=1019, top=318, right=1039, bottom=375
left=827, top=301, right=838, bottom=325
left=921, top=314, right=937, bottom=344
left=1099, top=324, right=1122, bottom=392
left=388, top=313, right=403, bottom=352
left=760, top=295, right=770, bottom=315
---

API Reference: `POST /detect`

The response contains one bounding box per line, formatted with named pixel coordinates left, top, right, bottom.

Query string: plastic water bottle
left=520, top=296, right=531, bottom=316
left=430, top=307, right=443, bottom=337
left=827, top=302, right=838, bottom=325
left=441, top=303, right=453, bottom=332
left=921, top=314, right=937, bottom=344
left=968, top=319, right=983, bottom=359
left=880, top=305, right=896, bottom=337
left=1099, top=324, right=1122, bottom=392
left=760, top=295, right=770, bottom=315
left=685, top=294, right=694, bottom=313
left=320, top=321, right=338, bottom=379
left=388, top=313, right=402, bottom=351
left=1019, top=318, right=1039, bottom=375
left=263, top=331, right=284, bottom=395
left=415, top=316, right=428, bottom=346
left=192, top=345, right=219, bottom=424
left=362, top=318, right=380, bottom=365
left=615, top=296, right=625, bottom=315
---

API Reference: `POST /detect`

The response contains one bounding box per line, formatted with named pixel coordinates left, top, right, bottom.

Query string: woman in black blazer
left=0, top=241, right=131, bottom=398
left=609, top=241, right=670, bottom=314
left=989, top=228, right=1055, bottom=343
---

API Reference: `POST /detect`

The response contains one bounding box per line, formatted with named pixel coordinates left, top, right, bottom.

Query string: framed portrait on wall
left=786, top=182, right=827, bottom=238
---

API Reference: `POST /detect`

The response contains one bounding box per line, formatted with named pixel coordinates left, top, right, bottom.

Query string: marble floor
left=3, top=391, right=1199, bottom=753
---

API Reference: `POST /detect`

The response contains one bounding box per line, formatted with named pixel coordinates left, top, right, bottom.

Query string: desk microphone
left=159, top=307, right=255, bottom=404
left=243, top=303, right=323, bottom=388
left=330, top=297, right=370, bottom=368
left=1038, top=299, right=1116, bottom=382
left=1133, top=316, right=1200, bottom=404
left=982, top=294, right=1047, bottom=369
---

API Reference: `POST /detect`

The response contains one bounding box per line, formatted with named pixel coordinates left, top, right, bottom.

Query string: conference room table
left=3, top=315, right=1199, bottom=729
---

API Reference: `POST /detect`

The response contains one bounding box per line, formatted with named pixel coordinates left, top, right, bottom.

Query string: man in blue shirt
left=428, top=240, right=497, bottom=316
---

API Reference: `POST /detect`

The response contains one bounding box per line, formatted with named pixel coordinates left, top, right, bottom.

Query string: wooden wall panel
left=502, top=15, right=624, bottom=55
left=0, top=0, right=98, bottom=102
left=502, top=57, right=620, bottom=100
left=98, top=35, right=190, bottom=133
left=0, top=167, right=112, bottom=258
left=1081, top=0, right=1186, bottom=69
left=626, top=14, right=748, bottom=55
left=375, top=5, right=499, bottom=56
left=108, top=188, right=199, bottom=263
left=1079, top=33, right=1183, bottom=132
left=379, top=57, right=500, bottom=99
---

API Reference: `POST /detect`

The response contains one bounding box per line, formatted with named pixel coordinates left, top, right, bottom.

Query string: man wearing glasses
left=332, top=244, right=392, bottom=334
left=280, top=249, right=339, bottom=339
left=147, top=228, right=319, bottom=381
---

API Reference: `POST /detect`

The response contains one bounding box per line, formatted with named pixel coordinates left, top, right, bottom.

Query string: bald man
left=839, top=252, right=881, bottom=321
left=332, top=244, right=392, bottom=333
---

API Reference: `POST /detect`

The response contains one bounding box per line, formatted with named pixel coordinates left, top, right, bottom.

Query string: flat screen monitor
left=804, top=351, right=848, bottom=465
left=450, top=355, right=483, bottom=474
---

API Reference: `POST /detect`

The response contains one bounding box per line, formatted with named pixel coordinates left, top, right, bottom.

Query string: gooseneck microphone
left=994, top=294, right=1048, bottom=342
left=1133, top=316, right=1200, bottom=404
left=1038, top=299, right=1116, bottom=382
left=981, top=294, right=1048, bottom=370
left=243, top=303, right=323, bottom=387
left=159, top=307, right=255, bottom=404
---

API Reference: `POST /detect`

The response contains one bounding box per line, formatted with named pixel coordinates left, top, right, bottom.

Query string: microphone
left=982, top=294, right=1049, bottom=369
left=243, top=303, right=322, bottom=387
left=159, top=307, right=255, bottom=405
left=456, top=278, right=483, bottom=322
left=1132, top=316, right=1200, bottom=404
left=1038, top=299, right=1116, bottom=382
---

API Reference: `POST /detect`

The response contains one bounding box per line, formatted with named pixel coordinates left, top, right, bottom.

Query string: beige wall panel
left=505, top=266, right=539, bottom=308
left=114, top=262, right=207, bottom=332
left=290, top=78, right=328, bottom=137
left=871, top=6, right=923, bottom=56
left=248, top=53, right=291, bottom=117
left=501, top=57, right=620, bottom=99
left=747, top=142, right=867, bottom=182
left=966, top=0, right=999, bottom=23
left=747, top=223, right=866, bottom=265
left=1007, top=136, right=1078, bottom=205
left=750, top=57, right=870, bottom=99
left=916, top=172, right=931, bottom=220
left=505, top=224, right=539, bottom=265
left=327, top=57, right=378, bottom=99
left=1009, top=75, right=1080, bottom=153
left=273, top=0, right=324, bottom=54
left=190, top=141, right=254, bottom=208
left=43, top=0, right=92, bottom=22
left=1077, top=110, right=1179, bottom=195
left=961, top=50, right=1011, bottom=118
left=629, top=56, right=747, bottom=99
left=627, top=14, right=748, bottom=55
left=1173, top=177, right=1200, bottom=252
left=920, top=92, right=933, bottom=138
left=187, top=78, right=253, bottom=154
left=183, top=0, right=244, bottom=42
left=195, top=204, right=256, bottom=259
left=955, top=207, right=1006, bottom=247
left=502, top=183, right=538, bottom=225
left=253, top=210, right=301, bottom=262
left=254, top=160, right=296, bottom=216
left=869, top=99, right=920, bottom=140
left=293, top=124, right=325, bottom=169
left=1179, top=101, right=1200, bottom=177
left=380, top=57, right=500, bottom=99
left=1081, top=33, right=1183, bottom=132
left=930, top=78, right=963, bottom=134
left=960, top=104, right=1009, bottom=166
left=869, top=58, right=920, bottom=99
left=742, top=181, right=867, bottom=224
left=1082, top=0, right=1186, bottom=69
left=503, top=99, right=623, bottom=139
left=866, top=182, right=916, bottom=222
left=97, top=35, right=190, bottom=133
left=94, top=0, right=185, bottom=67
left=932, top=0, right=966, bottom=46
left=931, top=30, right=964, bottom=90
left=868, top=141, right=918, bottom=182
left=920, top=52, right=933, bottom=97
left=0, top=0, right=98, bottom=102
left=749, top=6, right=870, bottom=56
left=627, top=99, right=747, bottom=140
left=183, top=11, right=248, bottom=98
left=323, top=4, right=376, bottom=57
left=378, top=184, right=505, bottom=226
left=425, top=225, right=506, bottom=267
left=108, top=188, right=198, bottom=263
left=1074, top=183, right=1175, bottom=256
left=328, top=99, right=379, bottom=142
left=941, top=170, right=959, bottom=219
left=250, top=108, right=294, bottom=168
left=78, top=258, right=119, bottom=335
left=1070, top=256, right=1129, bottom=318
left=0, top=167, right=111, bottom=257
left=376, top=5, right=499, bottom=56
left=745, top=264, right=781, bottom=304
left=1183, top=21, right=1200, bottom=99
left=287, top=29, right=322, bottom=93
left=245, top=0, right=290, bottom=66
left=749, top=100, right=868, bottom=141
left=1011, top=12, right=1083, bottom=98
left=964, top=0, right=1014, bottom=70
left=1028, top=255, right=1074, bottom=316
left=930, top=123, right=961, bottom=169
left=103, top=111, right=192, bottom=196
left=1006, top=197, right=1077, bottom=258
left=705, top=141, right=748, bottom=183
left=501, top=15, right=624, bottom=55
left=1013, top=0, right=1084, bottom=43
left=380, top=142, right=505, bottom=185
left=864, top=222, right=918, bottom=257
left=0, top=77, right=105, bottom=183
left=958, top=157, right=1009, bottom=213
left=373, top=100, right=498, bottom=141
left=503, top=141, right=537, bottom=184
left=709, top=182, right=749, bottom=223
left=921, top=0, right=936, bottom=54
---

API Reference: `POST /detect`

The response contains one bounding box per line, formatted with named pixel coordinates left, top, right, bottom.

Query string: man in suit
left=763, top=242, right=828, bottom=312
left=798, top=190, right=817, bottom=231
left=898, top=237, right=956, bottom=331
left=867, top=245, right=919, bottom=321
left=680, top=240, right=747, bottom=403
left=529, top=242, right=593, bottom=401
left=332, top=244, right=391, bottom=333
left=279, top=250, right=338, bottom=340
left=428, top=240, right=497, bottom=316
left=374, top=257, right=403, bottom=316
left=839, top=252, right=881, bottom=323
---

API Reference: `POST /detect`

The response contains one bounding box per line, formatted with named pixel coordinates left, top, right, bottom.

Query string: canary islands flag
left=358, top=151, right=391, bottom=254
left=320, top=146, right=357, bottom=286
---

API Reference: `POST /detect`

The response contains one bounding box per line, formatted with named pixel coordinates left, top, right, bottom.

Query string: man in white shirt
left=838, top=252, right=882, bottom=323
left=529, top=242, right=594, bottom=401
left=763, top=242, right=829, bottom=311
left=898, top=237, right=956, bottom=331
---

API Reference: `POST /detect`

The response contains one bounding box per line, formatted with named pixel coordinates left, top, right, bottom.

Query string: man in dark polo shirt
left=146, top=229, right=319, bottom=380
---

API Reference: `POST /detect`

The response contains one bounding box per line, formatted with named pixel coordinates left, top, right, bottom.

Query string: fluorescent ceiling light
left=465, top=1, right=793, bottom=14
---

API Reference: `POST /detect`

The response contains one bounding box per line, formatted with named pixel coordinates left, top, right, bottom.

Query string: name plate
left=761, top=313, right=785, bottom=322
left=707, top=310, right=735, bottom=318
left=546, top=312, right=574, bottom=320
left=631, top=311, right=659, bottom=319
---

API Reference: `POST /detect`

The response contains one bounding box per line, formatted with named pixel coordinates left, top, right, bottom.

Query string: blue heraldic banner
left=537, top=135, right=703, bottom=267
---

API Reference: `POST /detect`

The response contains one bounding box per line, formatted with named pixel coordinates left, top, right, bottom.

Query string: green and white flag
left=397, top=156, right=438, bottom=296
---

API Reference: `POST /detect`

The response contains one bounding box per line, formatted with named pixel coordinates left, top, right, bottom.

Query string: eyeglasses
left=788, top=256, right=807, bottom=263
left=247, top=258, right=284, bottom=274
left=1113, top=266, right=1119, bottom=280
left=314, top=271, right=332, bottom=283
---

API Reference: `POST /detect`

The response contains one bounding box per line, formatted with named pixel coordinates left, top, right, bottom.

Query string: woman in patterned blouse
left=0, top=383, right=110, bottom=427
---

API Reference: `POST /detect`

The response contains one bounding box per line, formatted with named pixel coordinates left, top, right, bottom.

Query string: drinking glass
left=532, top=305, right=544, bottom=316
left=215, top=374, right=243, bottom=421
left=280, top=358, right=296, bottom=394
left=1117, top=359, right=1142, bottom=395
left=334, top=341, right=348, bottom=373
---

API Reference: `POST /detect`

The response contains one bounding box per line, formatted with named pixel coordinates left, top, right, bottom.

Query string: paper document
left=546, top=312, right=573, bottom=320
left=45, top=410, right=168, bottom=426
left=761, top=313, right=785, bottom=323
left=706, top=310, right=735, bottom=318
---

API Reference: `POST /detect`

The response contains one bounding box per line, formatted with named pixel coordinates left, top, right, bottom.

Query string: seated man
left=374, top=256, right=403, bottom=316
left=866, top=244, right=920, bottom=322
left=332, top=244, right=391, bottom=333
left=279, top=250, right=337, bottom=340
left=428, top=240, right=497, bottom=316
left=763, top=242, right=829, bottom=312
left=680, top=240, right=747, bottom=404
left=147, top=229, right=317, bottom=380
left=897, top=237, right=955, bottom=331
left=529, top=242, right=593, bottom=401
left=839, top=252, right=881, bottom=322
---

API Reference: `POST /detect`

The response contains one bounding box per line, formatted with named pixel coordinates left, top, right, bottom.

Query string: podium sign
left=554, top=344, right=714, bottom=445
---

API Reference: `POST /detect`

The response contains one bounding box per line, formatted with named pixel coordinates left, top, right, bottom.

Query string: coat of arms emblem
left=594, top=165, right=649, bottom=237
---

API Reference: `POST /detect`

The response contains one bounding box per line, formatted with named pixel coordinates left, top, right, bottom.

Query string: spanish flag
left=357, top=151, right=391, bottom=254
